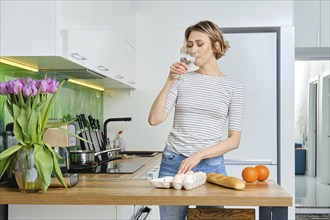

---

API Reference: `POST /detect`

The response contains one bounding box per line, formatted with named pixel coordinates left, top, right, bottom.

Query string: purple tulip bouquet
left=0, top=77, right=67, bottom=192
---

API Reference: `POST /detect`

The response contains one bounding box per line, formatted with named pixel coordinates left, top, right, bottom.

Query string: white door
left=307, top=79, right=318, bottom=177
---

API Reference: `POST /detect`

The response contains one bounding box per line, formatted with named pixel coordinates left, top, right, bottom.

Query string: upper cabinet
left=0, top=1, right=58, bottom=56
left=0, top=1, right=136, bottom=89
left=295, top=0, right=329, bottom=48
left=64, top=29, right=136, bottom=86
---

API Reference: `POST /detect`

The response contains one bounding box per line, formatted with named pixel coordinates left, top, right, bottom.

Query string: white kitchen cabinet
left=9, top=205, right=117, bottom=220
left=60, top=1, right=136, bottom=30
left=0, top=0, right=137, bottom=88
left=65, top=29, right=136, bottom=85
left=295, top=0, right=330, bottom=48
left=320, top=0, right=330, bottom=48
left=0, top=1, right=58, bottom=56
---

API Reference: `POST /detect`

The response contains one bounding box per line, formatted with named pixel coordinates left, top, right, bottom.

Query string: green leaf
left=12, top=103, right=21, bottom=120
left=57, top=127, right=91, bottom=144
left=37, top=113, right=42, bottom=142
left=41, top=80, right=65, bottom=133
left=28, top=109, right=40, bottom=143
left=44, top=143, right=67, bottom=189
left=13, top=120, right=24, bottom=145
left=0, top=156, right=13, bottom=179
left=18, top=91, right=25, bottom=107
left=17, top=108, right=31, bottom=144
left=25, top=95, right=32, bottom=115
left=12, top=104, right=24, bottom=144
left=31, top=90, right=41, bottom=111
left=0, top=144, right=23, bottom=179
left=5, top=98, right=13, bottom=117
left=34, top=143, right=53, bottom=192
left=0, top=144, right=23, bottom=160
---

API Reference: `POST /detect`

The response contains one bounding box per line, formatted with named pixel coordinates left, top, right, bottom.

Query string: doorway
left=294, top=60, right=330, bottom=211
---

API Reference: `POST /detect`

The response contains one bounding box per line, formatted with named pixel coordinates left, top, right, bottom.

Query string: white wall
left=104, top=1, right=295, bottom=219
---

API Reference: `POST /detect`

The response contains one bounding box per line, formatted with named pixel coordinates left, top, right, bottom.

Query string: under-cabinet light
left=67, top=79, right=104, bottom=91
left=0, top=58, right=39, bottom=72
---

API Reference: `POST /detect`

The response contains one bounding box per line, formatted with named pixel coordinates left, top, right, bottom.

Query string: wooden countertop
left=0, top=180, right=292, bottom=207
left=0, top=153, right=292, bottom=207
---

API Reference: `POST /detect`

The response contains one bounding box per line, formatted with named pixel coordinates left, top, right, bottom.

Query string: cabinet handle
left=71, top=53, right=87, bottom=61
left=97, top=65, right=109, bottom=71
left=224, top=159, right=274, bottom=165
left=127, top=81, right=135, bottom=85
left=115, top=74, right=124, bottom=79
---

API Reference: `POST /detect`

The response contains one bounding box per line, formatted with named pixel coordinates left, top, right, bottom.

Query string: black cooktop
left=68, top=159, right=145, bottom=174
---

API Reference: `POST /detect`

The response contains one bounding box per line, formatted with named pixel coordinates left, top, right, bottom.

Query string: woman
left=148, top=20, right=244, bottom=220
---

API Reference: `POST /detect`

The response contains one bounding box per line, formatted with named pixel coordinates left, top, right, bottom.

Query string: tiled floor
left=295, top=175, right=330, bottom=208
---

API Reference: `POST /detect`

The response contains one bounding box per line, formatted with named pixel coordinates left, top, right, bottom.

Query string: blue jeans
left=158, top=146, right=227, bottom=220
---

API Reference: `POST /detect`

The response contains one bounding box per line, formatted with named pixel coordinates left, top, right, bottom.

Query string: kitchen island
left=0, top=153, right=292, bottom=220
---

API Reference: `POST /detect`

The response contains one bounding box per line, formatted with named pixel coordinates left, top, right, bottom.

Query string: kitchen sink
left=119, top=151, right=160, bottom=157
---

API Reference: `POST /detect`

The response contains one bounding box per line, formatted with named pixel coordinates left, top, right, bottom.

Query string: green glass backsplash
left=0, top=64, right=103, bottom=133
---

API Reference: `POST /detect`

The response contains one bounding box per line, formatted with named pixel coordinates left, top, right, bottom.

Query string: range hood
left=1, top=56, right=135, bottom=89
left=2, top=56, right=106, bottom=79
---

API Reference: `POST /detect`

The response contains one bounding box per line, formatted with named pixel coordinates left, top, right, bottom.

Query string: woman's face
left=186, top=31, right=216, bottom=67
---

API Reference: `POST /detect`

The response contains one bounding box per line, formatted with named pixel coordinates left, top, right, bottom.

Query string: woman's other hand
left=177, top=153, right=203, bottom=174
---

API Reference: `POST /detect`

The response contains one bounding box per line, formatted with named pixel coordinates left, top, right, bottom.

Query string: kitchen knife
left=94, top=118, right=104, bottom=150
left=89, top=115, right=102, bottom=149
left=76, top=115, right=90, bottom=150
left=81, top=114, right=95, bottom=151
left=95, top=119, right=104, bottom=149
left=92, top=117, right=109, bottom=160
left=88, top=115, right=102, bottom=161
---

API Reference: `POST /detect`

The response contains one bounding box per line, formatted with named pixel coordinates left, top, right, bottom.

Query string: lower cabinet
left=8, top=205, right=159, bottom=220
left=9, top=205, right=116, bottom=220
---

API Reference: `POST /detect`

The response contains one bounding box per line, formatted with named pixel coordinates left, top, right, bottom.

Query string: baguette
left=207, top=172, right=245, bottom=190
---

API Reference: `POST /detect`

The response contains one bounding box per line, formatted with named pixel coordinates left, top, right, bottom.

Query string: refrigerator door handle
left=224, top=159, right=274, bottom=165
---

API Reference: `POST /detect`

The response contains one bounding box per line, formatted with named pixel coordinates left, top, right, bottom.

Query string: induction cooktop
left=68, top=158, right=145, bottom=174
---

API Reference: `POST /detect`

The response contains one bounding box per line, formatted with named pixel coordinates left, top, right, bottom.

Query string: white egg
left=173, top=174, right=184, bottom=190
left=183, top=174, right=195, bottom=190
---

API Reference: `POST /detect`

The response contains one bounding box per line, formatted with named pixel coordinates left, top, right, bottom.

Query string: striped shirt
left=165, top=72, right=244, bottom=157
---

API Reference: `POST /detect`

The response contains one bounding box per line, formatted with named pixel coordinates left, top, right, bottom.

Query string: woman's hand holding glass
left=170, top=62, right=188, bottom=80
left=170, top=54, right=196, bottom=82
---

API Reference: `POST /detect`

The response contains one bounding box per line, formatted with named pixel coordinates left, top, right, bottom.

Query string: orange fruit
left=255, top=165, right=270, bottom=181
left=242, top=167, right=259, bottom=183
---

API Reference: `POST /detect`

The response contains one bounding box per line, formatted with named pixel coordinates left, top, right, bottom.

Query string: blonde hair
left=182, top=20, right=229, bottom=59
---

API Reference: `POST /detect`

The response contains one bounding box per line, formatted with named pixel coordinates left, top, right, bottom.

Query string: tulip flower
left=6, top=80, right=13, bottom=94
left=12, top=79, right=23, bottom=95
left=30, top=83, right=38, bottom=97
left=0, top=82, right=8, bottom=95
left=22, top=84, right=32, bottom=97
left=38, top=79, right=48, bottom=94
left=47, top=79, right=59, bottom=93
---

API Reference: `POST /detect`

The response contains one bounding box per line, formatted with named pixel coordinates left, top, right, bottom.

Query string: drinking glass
left=175, top=53, right=196, bottom=84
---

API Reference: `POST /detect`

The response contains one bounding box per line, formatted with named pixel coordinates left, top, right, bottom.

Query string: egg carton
left=172, top=171, right=207, bottom=190
left=149, top=176, right=173, bottom=188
